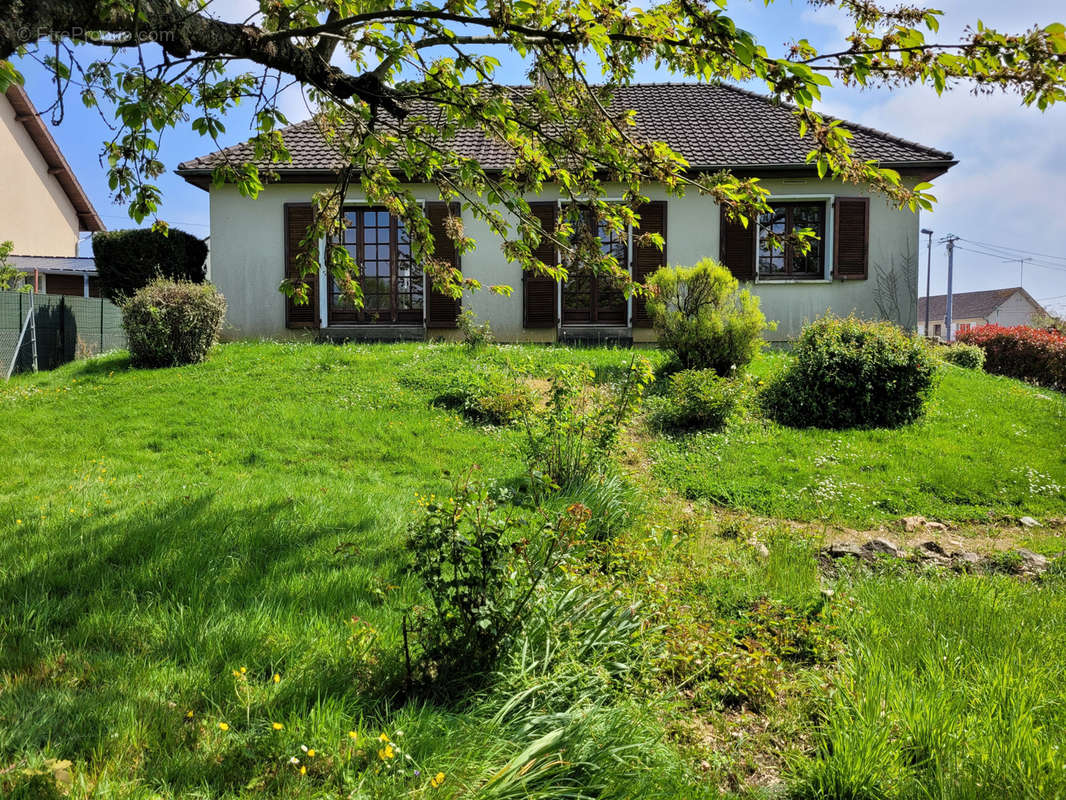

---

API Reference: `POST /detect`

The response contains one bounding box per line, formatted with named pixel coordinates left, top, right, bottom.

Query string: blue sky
left=14, top=0, right=1066, bottom=314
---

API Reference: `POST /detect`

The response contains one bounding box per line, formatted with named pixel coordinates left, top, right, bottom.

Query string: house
left=1, top=84, right=105, bottom=296
left=919, top=287, right=1048, bottom=339
left=176, top=83, right=956, bottom=342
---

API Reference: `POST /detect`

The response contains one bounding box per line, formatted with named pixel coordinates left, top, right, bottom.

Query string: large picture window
left=331, top=207, right=423, bottom=323
left=758, top=201, right=826, bottom=279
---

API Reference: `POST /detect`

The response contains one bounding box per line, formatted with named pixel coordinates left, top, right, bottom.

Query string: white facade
left=207, top=177, right=921, bottom=342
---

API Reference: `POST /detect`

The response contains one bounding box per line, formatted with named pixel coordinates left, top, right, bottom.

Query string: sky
left=13, top=0, right=1066, bottom=315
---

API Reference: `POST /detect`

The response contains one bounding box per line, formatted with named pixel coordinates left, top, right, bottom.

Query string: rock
left=826, top=542, right=863, bottom=559
left=1014, top=548, right=1049, bottom=574
left=953, top=552, right=984, bottom=572
left=917, top=540, right=947, bottom=556
left=902, top=515, right=947, bottom=533
left=1019, top=516, right=1042, bottom=528
left=861, top=538, right=901, bottom=558
left=747, top=538, right=770, bottom=558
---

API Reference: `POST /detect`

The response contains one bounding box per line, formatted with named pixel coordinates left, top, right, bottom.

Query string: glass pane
left=377, top=245, right=391, bottom=260
left=365, top=228, right=377, bottom=244
left=377, top=211, right=389, bottom=226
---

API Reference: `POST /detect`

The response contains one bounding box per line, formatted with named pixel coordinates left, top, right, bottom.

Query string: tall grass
left=793, top=574, right=1066, bottom=799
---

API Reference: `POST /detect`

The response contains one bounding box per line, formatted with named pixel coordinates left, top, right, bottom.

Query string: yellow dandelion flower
left=384, top=745, right=395, bottom=759
left=272, top=722, right=284, bottom=730
left=431, top=772, right=446, bottom=788
left=300, top=765, right=306, bottom=776
left=218, top=722, right=229, bottom=731
left=15, top=519, right=21, bottom=525
left=232, top=669, right=240, bottom=677
left=378, top=733, right=390, bottom=742
left=348, top=731, right=358, bottom=740
left=307, top=749, right=315, bottom=758
left=240, top=666, right=247, bottom=674
left=273, top=673, right=281, bottom=683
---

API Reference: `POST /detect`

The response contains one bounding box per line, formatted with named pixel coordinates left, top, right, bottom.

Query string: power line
left=957, top=237, right=1066, bottom=264
left=952, top=245, right=1066, bottom=274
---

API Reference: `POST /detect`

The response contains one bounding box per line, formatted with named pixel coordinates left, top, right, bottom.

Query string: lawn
left=650, top=353, right=1066, bottom=527
left=2, top=340, right=1065, bottom=799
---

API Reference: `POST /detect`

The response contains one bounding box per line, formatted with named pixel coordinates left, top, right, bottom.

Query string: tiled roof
left=919, top=287, right=1044, bottom=321
left=177, top=82, right=955, bottom=177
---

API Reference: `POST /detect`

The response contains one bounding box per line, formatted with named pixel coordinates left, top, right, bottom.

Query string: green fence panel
left=0, top=290, right=127, bottom=377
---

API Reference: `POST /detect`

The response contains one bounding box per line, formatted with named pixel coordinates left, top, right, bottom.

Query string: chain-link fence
left=1, top=290, right=126, bottom=377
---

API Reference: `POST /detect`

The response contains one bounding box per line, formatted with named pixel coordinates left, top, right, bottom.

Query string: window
left=957, top=323, right=972, bottom=333
left=758, top=201, right=826, bottom=279
left=561, top=207, right=628, bottom=324
left=933, top=324, right=942, bottom=337
left=331, top=207, right=422, bottom=323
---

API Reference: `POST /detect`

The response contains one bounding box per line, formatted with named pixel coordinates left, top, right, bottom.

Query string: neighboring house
left=918, top=287, right=1047, bottom=339
left=1, top=84, right=105, bottom=295
left=176, top=83, right=956, bottom=342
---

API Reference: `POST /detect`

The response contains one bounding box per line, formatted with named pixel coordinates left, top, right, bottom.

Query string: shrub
left=938, top=342, right=985, bottom=370
left=957, top=324, right=1066, bottom=390
left=645, top=259, right=770, bottom=376
left=456, top=309, right=494, bottom=348
left=523, top=357, right=653, bottom=487
left=93, top=228, right=208, bottom=301
left=765, top=315, right=938, bottom=429
left=649, top=369, right=745, bottom=432
left=122, top=279, right=226, bottom=368
left=433, top=370, right=535, bottom=425
left=405, top=473, right=587, bottom=688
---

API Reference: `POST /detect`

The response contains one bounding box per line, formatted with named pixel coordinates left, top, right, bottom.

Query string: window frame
left=560, top=204, right=631, bottom=325
left=754, top=196, right=834, bottom=283
left=329, top=205, right=424, bottom=324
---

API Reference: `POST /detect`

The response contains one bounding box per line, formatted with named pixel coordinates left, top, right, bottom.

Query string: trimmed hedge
left=957, top=324, right=1066, bottom=390
left=765, top=315, right=938, bottom=429
left=93, top=228, right=208, bottom=301
left=122, top=279, right=226, bottom=368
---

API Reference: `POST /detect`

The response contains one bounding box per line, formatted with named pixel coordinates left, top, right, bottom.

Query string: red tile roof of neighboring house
left=918, top=287, right=1047, bottom=321
left=176, top=82, right=956, bottom=186
left=5, top=84, right=105, bottom=232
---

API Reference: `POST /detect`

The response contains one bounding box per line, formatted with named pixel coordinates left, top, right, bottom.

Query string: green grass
left=0, top=341, right=703, bottom=800
left=795, top=571, right=1066, bottom=799
left=3, top=340, right=1066, bottom=799
left=650, top=355, right=1066, bottom=526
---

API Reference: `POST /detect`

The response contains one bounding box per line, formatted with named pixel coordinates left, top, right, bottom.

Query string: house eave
left=175, top=158, right=958, bottom=190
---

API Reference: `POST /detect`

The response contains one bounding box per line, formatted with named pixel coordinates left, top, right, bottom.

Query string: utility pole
left=941, top=235, right=960, bottom=341
left=921, top=228, right=933, bottom=335
left=1001, top=256, right=1032, bottom=288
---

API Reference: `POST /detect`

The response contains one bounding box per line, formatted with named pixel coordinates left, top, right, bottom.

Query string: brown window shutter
left=284, top=203, right=318, bottom=329
left=719, top=206, right=756, bottom=282
left=524, top=201, right=558, bottom=329
left=631, top=200, right=667, bottom=328
left=425, top=201, right=462, bottom=328
left=834, top=197, right=870, bottom=280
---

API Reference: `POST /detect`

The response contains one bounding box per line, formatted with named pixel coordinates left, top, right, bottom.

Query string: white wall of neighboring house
left=207, top=176, right=920, bottom=341
left=0, top=93, right=82, bottom=257
left=987, top=291, right=1042, bottom=327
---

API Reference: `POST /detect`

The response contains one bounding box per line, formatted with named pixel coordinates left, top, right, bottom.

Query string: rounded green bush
left=646, top=259, right=770, bottom=376
left=122, top=279, right=226, bottom=368
left=765, top=315, right=938, bottom=429
left=939, top=342, right=986, bottom=370
left=649, top=368, right=744, bottom=432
